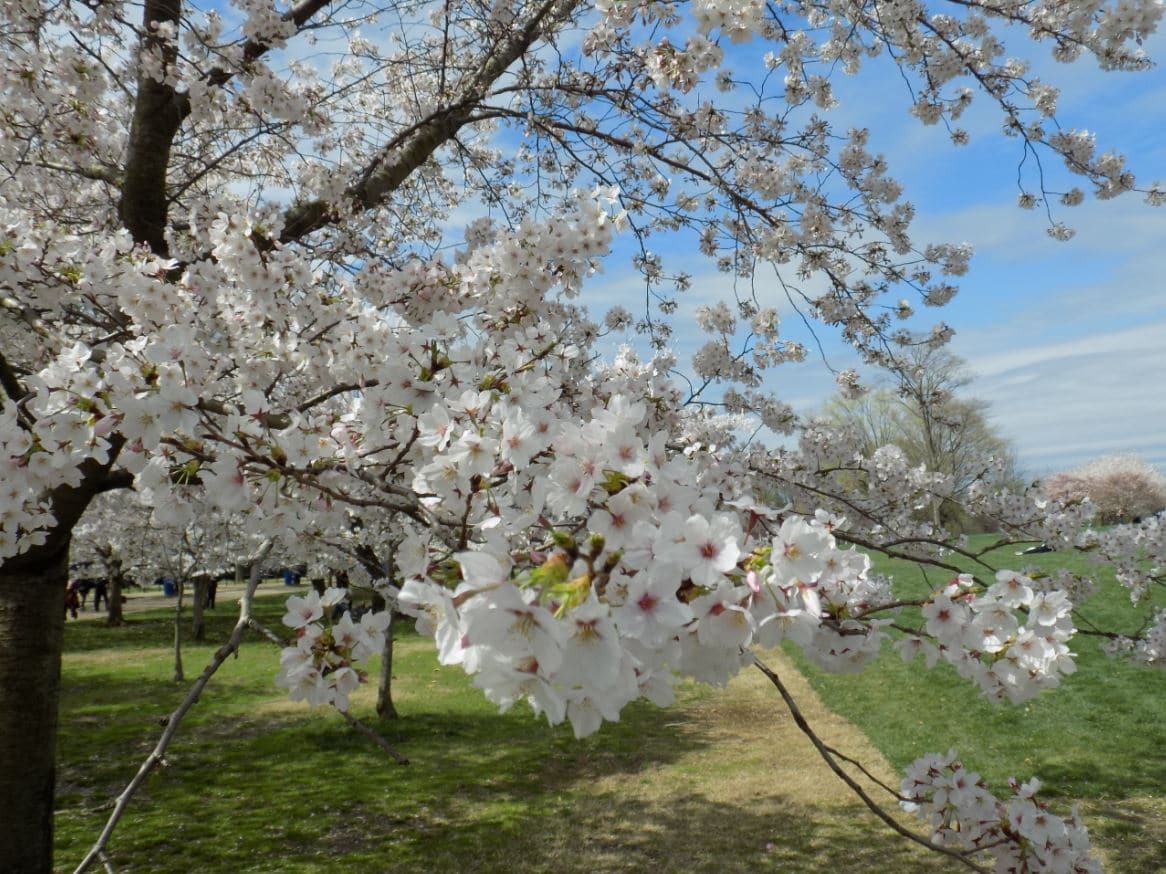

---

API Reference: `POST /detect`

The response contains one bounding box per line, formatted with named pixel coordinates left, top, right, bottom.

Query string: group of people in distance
left=64, top=577, right=108, bottom=619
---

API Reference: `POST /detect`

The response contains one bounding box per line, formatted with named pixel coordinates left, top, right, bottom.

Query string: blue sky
left=820, top=27, right=1166, bottom=477
left=251, top=2, right=1164, bottom=476
left=583, top=23, right=1166, bottom=478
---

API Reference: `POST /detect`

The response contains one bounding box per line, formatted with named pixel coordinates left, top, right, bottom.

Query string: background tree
left=1046, top=454, right=1166, bottom=524
left=74, top=495, right=252, bottom=676
left=71, top=492, right=152, bottom=627
left=821, top=347, right=1019, bottom=531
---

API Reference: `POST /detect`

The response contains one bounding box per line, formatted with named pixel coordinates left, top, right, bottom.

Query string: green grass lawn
left=52, top=546, right=1166, bottom=873
left=788, top=535, right=1166, bottom=873
left=54, top=587, right=952, bottom=874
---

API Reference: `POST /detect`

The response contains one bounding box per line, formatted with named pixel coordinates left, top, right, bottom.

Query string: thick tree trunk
left=0, top=550, right=68, bottom=874
left=106, top=571, right=125, bottom=627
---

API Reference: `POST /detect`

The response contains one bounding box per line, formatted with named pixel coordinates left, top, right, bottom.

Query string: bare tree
left=822, top=347, right=1018, bottom=530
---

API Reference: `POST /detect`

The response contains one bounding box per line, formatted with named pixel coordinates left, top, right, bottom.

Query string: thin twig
left=73, top=541, right=274, bottom=874
left=822, top=743, right=906, bottom=799
left=750, top=653, right=989, bottom=873
left=246, top=617, right=287, bottom=646
left=337, top=709, right=410, bottom=765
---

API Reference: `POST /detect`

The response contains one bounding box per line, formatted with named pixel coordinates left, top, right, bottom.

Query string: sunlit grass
left=55, top=539, right=1166, bottom=873
left=788, top=535, right=1166, bottom=873
left=55, top=587, right=949, bottom=873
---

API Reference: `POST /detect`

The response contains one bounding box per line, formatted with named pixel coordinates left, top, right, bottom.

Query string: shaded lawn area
left=56, top=589, right=950, bottom=873
left=789, top=536, right=1166, bottom=873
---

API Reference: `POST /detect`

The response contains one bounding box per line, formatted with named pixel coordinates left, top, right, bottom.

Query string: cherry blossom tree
left=71, top=493, right=148, bottom=627
left=1046, top=454, right=1166, bottom=524
left=2, top=1, right=1165, bottom=871
left=73, top=490, right=253, bottom=684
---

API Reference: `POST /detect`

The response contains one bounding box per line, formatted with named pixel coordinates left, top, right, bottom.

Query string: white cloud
left=958, top=319, right=1166, bottom=475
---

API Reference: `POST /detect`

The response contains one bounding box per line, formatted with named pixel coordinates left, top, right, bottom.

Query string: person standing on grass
left=92, top=579, right=108, bottom=613
left=64, top=582, right=80, bottom=620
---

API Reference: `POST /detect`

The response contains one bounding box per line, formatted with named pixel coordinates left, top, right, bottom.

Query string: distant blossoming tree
left=1046, top=454, right=1166, bottom=524
left=819, top=347, right=1019, bottom=531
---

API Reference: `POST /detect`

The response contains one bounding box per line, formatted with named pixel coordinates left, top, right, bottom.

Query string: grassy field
left=55, top=587, right=951, bottom=873
left=53, top=542, right=1166, bottom=873
left=789, top=536, right=1166, bottom=873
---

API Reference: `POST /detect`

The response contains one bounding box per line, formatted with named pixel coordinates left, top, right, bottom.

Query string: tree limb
left=118, top=0, right=184, bottom=253
left=274, top=0, right=581, bottom=247
left=750, top=653, right=989, bottom=873
left=120, top=0, right=335, bottom=253
left=0, top=347, right=28, bottom=405
left=73, top=540, right=274, bottom=874
left=337, top=709, right=409, bottom=765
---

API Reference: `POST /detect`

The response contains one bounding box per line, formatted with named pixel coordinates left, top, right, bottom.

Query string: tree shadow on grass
left=1034, top=751, right=1166, bottom=801
left=54, top=695, right=721, bottom=872
left=1080, top=797, right=1166, bottom=874
left=62, top=613, right=183, bottom=652
left=60, top=706, right=959, bottom=874
left=56, top=625, right=966, bottom=874
left=227, top=785, right=957, bottom=874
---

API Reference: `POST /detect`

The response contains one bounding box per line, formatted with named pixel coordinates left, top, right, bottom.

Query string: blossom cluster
left=900, top=571, right=1077, bottom=705
left=397, top=513, right=880, bottom=738
left=275, top=589, right=391, bottom=711
left=901, top=750, right=1099, bottom=873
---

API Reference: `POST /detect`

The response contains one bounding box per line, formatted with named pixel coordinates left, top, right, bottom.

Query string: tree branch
left=750, top=653, right=989, bottom=873
left=118, top=0, right=183, bottom=253
left=73, top=541, right=274, bottom=874
left=94, top=469, right=135, bottom=495
left=0, top=348, right=28, bottom=405
left=337, top=709, right=409, bottom=765
left=121, top=0, right=335, bottom=253
left=274, top=0, right=580, bottom=246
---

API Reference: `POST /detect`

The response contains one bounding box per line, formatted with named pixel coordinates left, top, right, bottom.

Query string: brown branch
left=119, top=0, right=183, bottom=253
left=872, top=535, right=997, bottom=571
left=296, top=380, right=377, bottom=414
left=750, top=653, right=989, bottom=873
left=832, top=530, right=968, bottom=578
left=822, top=742, right=906, bottom=799
left=0, top=348, right=28, bottom=405
left=246, top=617, right=287, bottom=646
left=94, top=469, right=135, bottom=495
left=337, top=709, right=409, bottom=765
left=198, top=0, right=336, bottom=94
left=2, top=434, right=127, bottom=574
left=120, top=0, right=334, bottom=253
left=73, top=541, right=274, bottom=874
left=274, top=0, right=581, bottom=246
